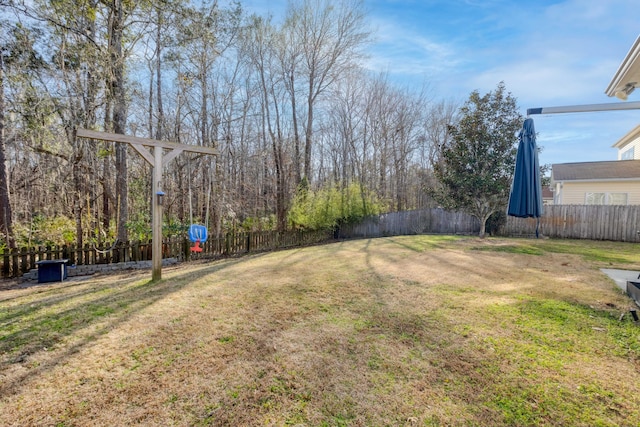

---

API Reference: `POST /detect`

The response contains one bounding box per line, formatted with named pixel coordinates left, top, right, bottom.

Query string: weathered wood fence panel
left=1, top=230, right=334, bottom=279
left=340, top=205, right=640, bottom=243
left=338, top=209, right=481, bottom=238
left=504, top=205, right=640, bottom=242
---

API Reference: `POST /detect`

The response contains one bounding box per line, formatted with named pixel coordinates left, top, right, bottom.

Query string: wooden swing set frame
left=76, top=128, right=218, bottom=281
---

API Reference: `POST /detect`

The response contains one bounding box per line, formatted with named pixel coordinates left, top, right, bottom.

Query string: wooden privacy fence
left=340, top=205, right=640, bottom=242
left=338, top=209, right=480, bottom=238
left=504, top=204, right=640, bottom=242
left=5, top=206, right=639, bottom=279
left=1, top=229, right=333, bottom=279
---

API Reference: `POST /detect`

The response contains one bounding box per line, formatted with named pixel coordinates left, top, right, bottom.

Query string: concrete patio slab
left=601, top=268, right=640, bottom=292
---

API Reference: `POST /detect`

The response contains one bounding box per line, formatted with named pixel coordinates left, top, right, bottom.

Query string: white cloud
left=364, top=16, right=462, bottom=79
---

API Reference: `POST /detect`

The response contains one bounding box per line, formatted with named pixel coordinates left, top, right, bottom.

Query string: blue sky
left=241, top=0, right=640, bottom=167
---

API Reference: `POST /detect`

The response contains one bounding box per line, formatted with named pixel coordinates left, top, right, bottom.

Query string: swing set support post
left=76, top=128, right=218, bottom=282
left=151, top=145, right=163, bottom=281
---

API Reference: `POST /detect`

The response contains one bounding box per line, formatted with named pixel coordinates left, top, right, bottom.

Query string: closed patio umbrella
left=508, top=117, right=543, bottom=235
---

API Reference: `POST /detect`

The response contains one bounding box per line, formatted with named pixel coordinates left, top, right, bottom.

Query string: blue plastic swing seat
left=188, top=224, right=208, bottom=243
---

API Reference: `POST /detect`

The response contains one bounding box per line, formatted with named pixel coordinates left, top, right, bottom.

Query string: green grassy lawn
left=1, top=236, right=640, bottom=426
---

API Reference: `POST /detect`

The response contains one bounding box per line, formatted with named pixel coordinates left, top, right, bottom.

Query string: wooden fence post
left=2, top=250, right=9, bottom=278
left=11, top=247, right=18, bottom=276
left=20, top=247, right=30, bottom=274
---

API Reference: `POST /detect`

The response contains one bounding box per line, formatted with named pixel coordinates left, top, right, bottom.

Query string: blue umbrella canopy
left=508, top=118, right=543, bottom=220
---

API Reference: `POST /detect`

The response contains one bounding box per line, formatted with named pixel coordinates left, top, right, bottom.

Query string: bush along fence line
left=2, top=229, right=334, bottom=279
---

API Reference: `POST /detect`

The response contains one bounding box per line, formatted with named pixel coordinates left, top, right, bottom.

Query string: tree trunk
left=72, top=132, right=84, bottom=248
left=274, top=143, right=287, bottom=231
left=478, top=219, right=486, bottom=238
left=77, top=2, right=99, bottom=247
left=288, top=71, right=302, bottom=185
left=304, top=83, right=314, bottom=183
left=0, top=52, right=14, bottom=247
left=102, top=94, right=112, bottom=236
left=87, top=6, right=99, bottom=244
left=155, top=6, right=164, bottom=141
left=109, top=0, right=128, bottom=241
left=478, top=210, right=492, bottom=238
left=148, top=63, right=154, bottom=138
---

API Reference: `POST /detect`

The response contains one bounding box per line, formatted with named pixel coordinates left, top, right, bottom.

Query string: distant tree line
left=0, top=0, right=522, bottom=248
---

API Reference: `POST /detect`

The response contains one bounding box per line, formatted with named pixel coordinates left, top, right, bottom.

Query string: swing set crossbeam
left=76, top=129, right=219, bottom=155
left=77, top=128, right=217, bottom=281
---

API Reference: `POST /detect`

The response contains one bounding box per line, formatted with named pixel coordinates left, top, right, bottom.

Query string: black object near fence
left=2, top=230, right=333, bottom=279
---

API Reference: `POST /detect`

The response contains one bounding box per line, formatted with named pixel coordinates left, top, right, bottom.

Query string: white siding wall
left=557, top=180, right=640, bottom=205
left=553, top=182, right=562, bottom=205
left=617, top=135, right=640, bottom=160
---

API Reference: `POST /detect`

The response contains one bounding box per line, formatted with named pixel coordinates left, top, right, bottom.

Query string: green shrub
left=288, top=182, right=383, bottom=230
left=125, top=211, right=152, bottom=241
left=486, top=210, right=507, bottom=236
left=14, top=214, right=76, bottom=247
left=240, top=215, right=276, bottom=232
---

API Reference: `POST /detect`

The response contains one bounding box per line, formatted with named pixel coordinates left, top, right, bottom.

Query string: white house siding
left=613, top=124, right=640, bottom=160
left=557, top=180, right=640, bottom=205
left=617, top=136, right=640, bottom=160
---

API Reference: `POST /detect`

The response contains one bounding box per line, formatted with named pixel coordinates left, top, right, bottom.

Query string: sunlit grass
left=384, top=234, right=465, bottom=252
left=532, top=239, right=640, bottom=264
left=1, top=236, right=640, bottom=426
left=469, top=238, right=640, bottom=265
left=471, top=244, right=545, bottom=255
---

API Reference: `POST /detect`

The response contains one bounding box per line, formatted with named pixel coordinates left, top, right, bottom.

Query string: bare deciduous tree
left=286, top=0, right=369, bottom=185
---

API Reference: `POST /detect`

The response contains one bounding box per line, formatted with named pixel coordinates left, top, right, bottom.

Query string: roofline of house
left=551, top=159, right=640, bottom=168
left=527, top=101, right=640, bottom=116
left=606, top=35, right=640, bottom=97
left=612, top=123, right=640, bottom=149
left=551, top=177, right=640, bottom=184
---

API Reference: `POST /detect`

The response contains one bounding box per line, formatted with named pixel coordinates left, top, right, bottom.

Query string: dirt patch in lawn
left=1, top=236, right=639, bottom=426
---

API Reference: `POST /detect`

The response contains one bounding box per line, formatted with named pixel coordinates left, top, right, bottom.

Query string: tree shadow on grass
left=0, top=256, right=255, bottom=397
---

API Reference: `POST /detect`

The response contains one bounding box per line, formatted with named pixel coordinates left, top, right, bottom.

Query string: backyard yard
left=1, top=236, right=640, bottom=426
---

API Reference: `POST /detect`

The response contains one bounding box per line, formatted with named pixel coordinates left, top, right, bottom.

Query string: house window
left=609, top=193, right=628, bottom=205
left=585, top=192, right=628, bottom=205
left=622, top=147, right=635, bottom=160
left=585, top=192, right=605, bottom=205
